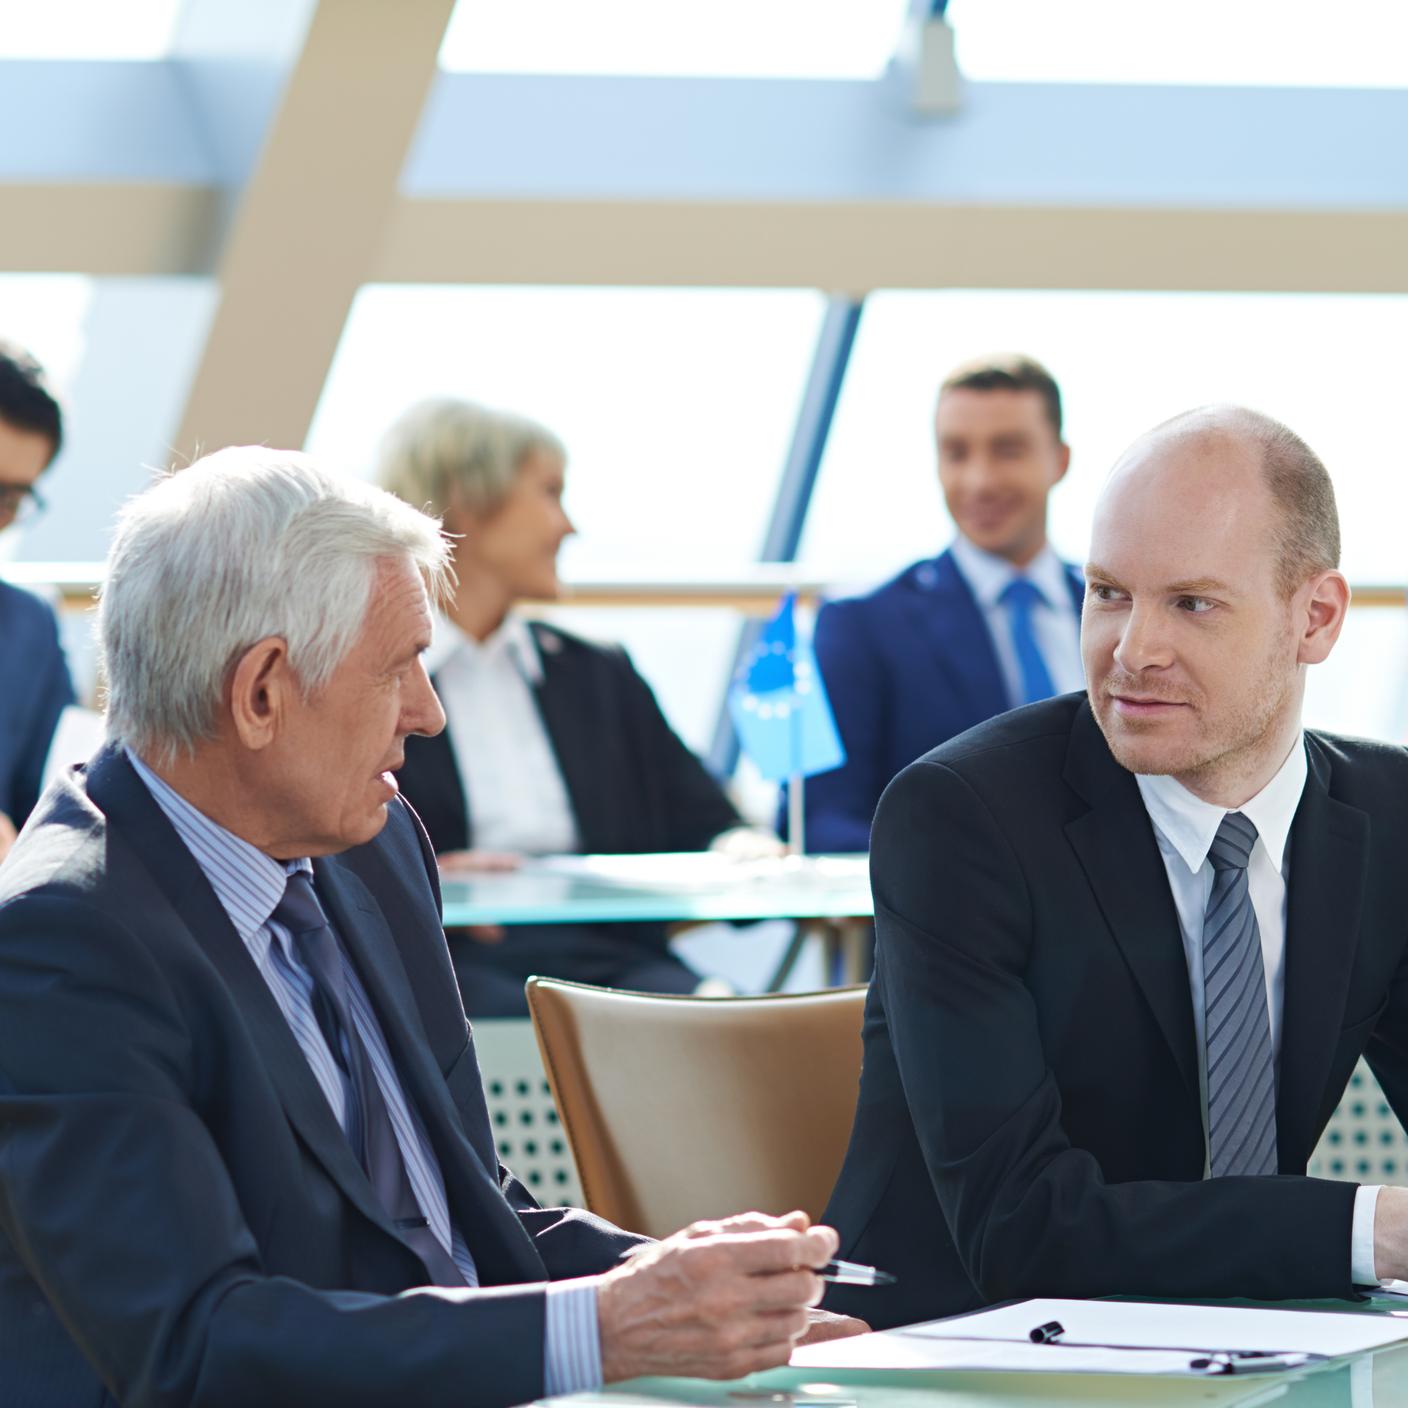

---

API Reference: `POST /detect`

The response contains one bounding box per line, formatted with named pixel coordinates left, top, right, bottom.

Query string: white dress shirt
left=428, top=614, right=580, bottom=855
left=948, top=535, right=1086, bottom=702
left=1136, top=738, right=1383, bottom=1286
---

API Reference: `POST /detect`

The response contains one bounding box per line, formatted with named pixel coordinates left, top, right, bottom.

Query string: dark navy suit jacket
left=0, top=747, right=643, bottom=1407
left=0, top=579, right=73, bottom=827
left=803, top=548, right=1084, bottom=852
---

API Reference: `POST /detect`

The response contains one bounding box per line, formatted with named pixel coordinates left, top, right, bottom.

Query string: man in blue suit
left=0, top=448, right=857, bottom=1406
left=806, top=354, right=1084, bottom=852
left=0, top=341, right=74, bottom=859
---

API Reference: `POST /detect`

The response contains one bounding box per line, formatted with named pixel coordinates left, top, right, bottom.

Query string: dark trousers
left=449, top=922, right=700, bottom=1017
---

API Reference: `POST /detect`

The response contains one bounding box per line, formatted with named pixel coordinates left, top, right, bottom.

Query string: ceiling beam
left=0, top=185, right=220, bottom=275
left=376, top=200, right=1408, bottom=296
left=168, top=0, right=455, bottom=461
left=8, top=66, right=1407, bottom=211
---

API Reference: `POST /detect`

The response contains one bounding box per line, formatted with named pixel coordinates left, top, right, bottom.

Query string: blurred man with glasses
left=0, top=341, right=74, bottom=860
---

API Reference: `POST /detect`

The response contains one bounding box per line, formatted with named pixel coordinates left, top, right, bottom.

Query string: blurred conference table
left=534, top=1295, right=1408, bottom=1408
left=439, top=852, right=873, bottom=989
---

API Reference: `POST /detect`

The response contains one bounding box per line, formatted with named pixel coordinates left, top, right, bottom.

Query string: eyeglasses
left=0, top=481, right=45, bottom=527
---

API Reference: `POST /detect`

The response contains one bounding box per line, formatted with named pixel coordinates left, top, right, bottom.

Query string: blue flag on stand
left=728, top=593, right=845, bottom=782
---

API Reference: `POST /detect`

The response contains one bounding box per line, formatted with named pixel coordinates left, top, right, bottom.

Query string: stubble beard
left=1095, top=632, right=1300, bottom=790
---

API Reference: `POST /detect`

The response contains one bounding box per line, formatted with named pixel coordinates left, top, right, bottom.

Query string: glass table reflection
left=439, top=853, right=874, bottom=987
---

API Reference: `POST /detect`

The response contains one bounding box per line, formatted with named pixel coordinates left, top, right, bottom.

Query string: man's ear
left=1297, top=570, right=1351, bottom=666
left=1051, top=441, right=1072, bottom=488
left=228, top=637, right=293, bottom=751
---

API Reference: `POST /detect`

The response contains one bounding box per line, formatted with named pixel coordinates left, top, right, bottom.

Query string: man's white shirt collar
left=950, top=534, right=1074, bottom=612
left=425, top=612, right=544, bottom=685
left=1135, top=734, right=1308, bottom=878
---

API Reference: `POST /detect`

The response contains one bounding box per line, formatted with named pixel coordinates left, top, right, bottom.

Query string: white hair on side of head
left=99, top=446, right=452, bottom=763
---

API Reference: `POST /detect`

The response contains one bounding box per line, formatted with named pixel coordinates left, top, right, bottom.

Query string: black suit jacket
left=823, top=694, right=1408, bottom=1329
left=0, top=746, right=644, bottom=1407
left=400, top=621, right=740, bottom=855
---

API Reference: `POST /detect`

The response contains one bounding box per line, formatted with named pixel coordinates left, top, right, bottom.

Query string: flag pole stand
left=787, top=771, right=805, bottom=859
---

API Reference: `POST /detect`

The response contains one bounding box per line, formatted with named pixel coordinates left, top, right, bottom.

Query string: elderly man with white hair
left=0, top=448, right=861, bottom=1408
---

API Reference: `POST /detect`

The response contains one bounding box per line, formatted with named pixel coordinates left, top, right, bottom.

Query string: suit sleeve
left=798, top=600, right=886, bottom=853
left=616, top=649, right=740, bottom=851
left=871, top=758, right=1358, bottom=1303
left=1359, top=936, right=1408, bottom=1143
left=0, top=893, right=558, bottom=1408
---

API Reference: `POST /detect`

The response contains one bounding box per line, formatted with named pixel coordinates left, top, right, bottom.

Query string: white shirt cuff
left=1352, top=1184, right=1386, bottom=1286
left=544, top=1279, right=603, bottom=1396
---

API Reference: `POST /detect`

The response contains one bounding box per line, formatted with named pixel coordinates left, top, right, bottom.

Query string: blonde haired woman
left=380, top=398, right=770, bottom=1015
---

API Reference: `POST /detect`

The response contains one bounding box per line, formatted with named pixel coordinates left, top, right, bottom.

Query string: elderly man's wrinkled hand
left=437, top=849, right=521, bottom=873
left=597, top=1210, right=837, bottom=1383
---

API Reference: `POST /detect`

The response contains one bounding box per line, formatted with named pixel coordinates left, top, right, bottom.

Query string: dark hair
left=0, top=341, right=63, bottom=465
left=939, top=353, right=1063, bottom=438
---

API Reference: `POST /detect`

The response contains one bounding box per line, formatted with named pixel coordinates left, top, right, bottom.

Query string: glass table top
left=439, top=853, right=873, bottom=927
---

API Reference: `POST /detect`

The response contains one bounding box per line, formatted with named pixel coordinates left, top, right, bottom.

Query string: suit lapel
left=1060, top=703, right=1201, bottom=1111
left=910, top=551, right=1011, bottom=719
left=86, top=748, right=402, bottom=1243
left=315, top=856, right=547, bottom=1284
left=1276, top=736, right=1369, bottom=1167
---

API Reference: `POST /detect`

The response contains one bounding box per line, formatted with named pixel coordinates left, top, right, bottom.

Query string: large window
left=439, top=0, right=909, bottom=79
left=310, top=284, right=826, bottom=576
left=799, top=288, right=1408, bottom=741
left=0, top=274, right=91, bottom=399
left=947, top=0, right=1408, bottom=87
left=309, top=284, right=826, bottom=751
left=0, top=0, right=180, bottom=58
left=801, top=289, right=1408, bottom=583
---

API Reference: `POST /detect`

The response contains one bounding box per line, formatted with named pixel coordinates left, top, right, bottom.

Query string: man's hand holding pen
left=597, top=1211, right=870, bottom=1382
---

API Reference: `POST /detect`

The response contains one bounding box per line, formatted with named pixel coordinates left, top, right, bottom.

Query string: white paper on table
left=795, top=1335, right=1204, bottom=1375
left=528, top=853, right=785, bottom=892
left=530, top=852, right=869, bottom=893
left=1370, top=1280, right=1408, bottom=1299
left=792, top=1297, right=1408, bottom=1376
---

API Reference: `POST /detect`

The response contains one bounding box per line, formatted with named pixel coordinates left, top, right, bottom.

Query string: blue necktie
left=999, top=577, right=1056, bottom=706
left=1203, top=812, right=1278, bottom=1178
left=273, top=872, right=467, bottom=1287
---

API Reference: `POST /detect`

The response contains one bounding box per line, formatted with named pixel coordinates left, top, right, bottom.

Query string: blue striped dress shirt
left=128, top=751, right=602, bottom=1394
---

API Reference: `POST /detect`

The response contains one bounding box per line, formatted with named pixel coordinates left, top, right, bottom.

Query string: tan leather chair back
left=526, top=978, right=866, bottom=1239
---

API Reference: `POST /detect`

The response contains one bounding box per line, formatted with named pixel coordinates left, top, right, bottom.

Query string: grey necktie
left=1203, top=812, right=1278, bottom=1177
left=273, top=872, right=466, bottom=1287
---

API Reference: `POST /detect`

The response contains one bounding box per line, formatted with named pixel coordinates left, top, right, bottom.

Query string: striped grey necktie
left=1203, top=811, right=1278, bottom=1177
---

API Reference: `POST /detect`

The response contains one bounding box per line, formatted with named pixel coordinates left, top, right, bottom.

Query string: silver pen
left=814, top=1258, right=897, bottom=1287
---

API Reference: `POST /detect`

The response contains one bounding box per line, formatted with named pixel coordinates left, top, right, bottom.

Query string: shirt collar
left=950, top=533, right=1071, bottom=612
left=126, top=748, right=311, bottom=956
left=425, top=612, right=543, bottom=685
left=1135, top=734, right=1308, bottom=876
